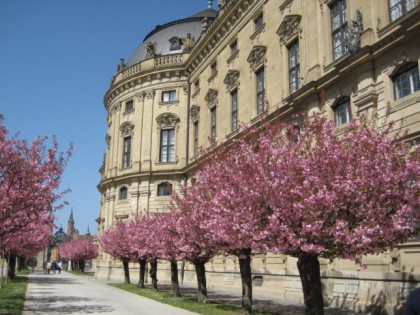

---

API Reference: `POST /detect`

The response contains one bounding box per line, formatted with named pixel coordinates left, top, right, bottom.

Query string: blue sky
left=0, top=0, right=217, bottom=235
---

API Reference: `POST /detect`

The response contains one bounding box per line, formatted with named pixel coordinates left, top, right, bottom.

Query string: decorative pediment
left=119, top=122, right=134, bottom=137
left=223, top=70, right=240, bottom=91
left=190, top=105, right=200, bottom=122
left=156, top=113, right=180, bottom=129
left=276, top=15, right=302, bottom=45
left=205, top=89, right=218, bottom=108
left=247, top=46, right=267, bottom=71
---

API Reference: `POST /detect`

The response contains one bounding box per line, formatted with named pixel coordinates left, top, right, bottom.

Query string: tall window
left=288, top=40, right=300, bottom=94
left=160, top=129, right=175, bottom=162
left=334, top=97, right=351, bottom=126
left=331, top=0, right=348, bottom=60
left=256, top=68, right=265, bottom=115
left=393, top=63, right=420, bottom=100
left=122, top=136, right=131, bottom=168
left=162, top=90, right=176, bottom=102
left=211, top=62, right=217, bottom=76
left=389, top=0, right=415, bottom=21
left=231, top=89, right=238, bottom=132
left=157, top=182, right=172, bottom=196
left=193, top=122, right=199, bottom=156
left=210, top=107, right=217, bottom=142
left=119, top=187, right=128, bottom=200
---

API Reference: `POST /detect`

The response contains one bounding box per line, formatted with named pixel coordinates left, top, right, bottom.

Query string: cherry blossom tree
left=59, top=238, right=98, bottom=273
left=0, top=115, right=71, bottom=248
left=98, top=220, right=137, bottom=284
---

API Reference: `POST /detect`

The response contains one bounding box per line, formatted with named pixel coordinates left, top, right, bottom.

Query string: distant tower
left=67, top=208, right=75, bottom=237
left=86, top=225, right=91, bottom=236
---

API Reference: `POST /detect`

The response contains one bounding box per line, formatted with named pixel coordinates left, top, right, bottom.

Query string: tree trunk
left=123, top=259, right=131, bottom=284
left=297, top=253, right=324, bottom=315
left=138, top=259, right=147, bottom=288
left=80, top=259, right=85, bottom=273
left=7, top=252, right=16, bottom=280
left=193, top=260, right=207, bottom=303
left=170, top=260, right=180, bottom=297
left=17, top=256, right=25, bottom=271
left=149, top=259, right=158, bottom=291
left=238, top=248, right=253, bottom=314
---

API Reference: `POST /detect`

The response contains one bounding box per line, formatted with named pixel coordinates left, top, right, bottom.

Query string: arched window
left=119, top=187, right=128, bottom=200
left=333, top=97, right=351, bottom=127
left=393, top=63, right=420, bottom=100
left=157, top=182, right=172, bottom=196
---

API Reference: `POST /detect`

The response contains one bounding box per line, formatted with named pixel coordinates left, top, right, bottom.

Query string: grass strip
left=110, top=283, right=272, bottom=315
left=0, top=273, right=28, bottom=315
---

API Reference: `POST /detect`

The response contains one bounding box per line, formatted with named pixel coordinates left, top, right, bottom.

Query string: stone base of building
left=95, top=242, right=420, bottom=314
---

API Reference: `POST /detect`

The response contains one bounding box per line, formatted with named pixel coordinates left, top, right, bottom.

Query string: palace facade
left=96, top=0, right=420, bottom=312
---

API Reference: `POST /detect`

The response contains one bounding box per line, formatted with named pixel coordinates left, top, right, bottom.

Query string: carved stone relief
left=169, top=36, right=183, bottom=51
left=223, top=70, right=240, bottom=91
left=119, top=122, right=135, bottom=137
left=190, top=105, right=200, bottom=122
left=145, top=41, right=157, bottom=59
left=276, top=15, right=302, bottom=45
left=156, top=113, right=180, bottom=129
left=105, top=134, right=111, bottom=149
left=346, top=9, right=363, bottom=54
left=247, top=46, right=267, bottom=71
left=205, top=89, right=218, bottom=108
left=110, top=103, right=122, bottom=115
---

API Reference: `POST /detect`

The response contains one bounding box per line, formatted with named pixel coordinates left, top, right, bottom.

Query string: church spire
left=86, top=225, right=91, bottom=236
left=68, top=208, right=74, bottom=223
left=67, top=208, right=75, bottom=237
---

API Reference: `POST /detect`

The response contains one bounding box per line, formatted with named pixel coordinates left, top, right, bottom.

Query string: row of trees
left=99, top=115, right=419, bottom=315
left=58, top=238, right=98, bottom=273
left=0, top=115, right=72, bottom=280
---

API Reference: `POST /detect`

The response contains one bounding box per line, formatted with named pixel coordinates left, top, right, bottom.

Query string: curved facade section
left=97, top=1, right=420, bottom=312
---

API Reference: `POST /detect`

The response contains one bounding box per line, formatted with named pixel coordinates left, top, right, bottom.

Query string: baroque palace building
left=96, top=0, right=420, bottom=312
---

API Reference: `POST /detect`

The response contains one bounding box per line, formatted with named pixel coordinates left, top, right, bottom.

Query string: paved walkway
left=22, top=270, right=198, bottom=315
left=22, top=270, right=356, bottom=315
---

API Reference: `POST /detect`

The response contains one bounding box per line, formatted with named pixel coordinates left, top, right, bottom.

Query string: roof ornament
left=208, top=0, right=213, bottom=8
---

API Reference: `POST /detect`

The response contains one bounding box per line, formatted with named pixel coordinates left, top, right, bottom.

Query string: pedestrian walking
left=405, top=287, right=420, bottom=315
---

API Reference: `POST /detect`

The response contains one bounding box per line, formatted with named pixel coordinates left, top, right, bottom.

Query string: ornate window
left=162, top=90, right=176, bottom=102
left=389, top=0, right=415, bottom=22
left=156, top=113, right=180, bottom=163
left=231, top=89, right=238, bottom=132
left=288, top=40, right=300, bottom=94
left=157, top=182, right=172, bottom=196
left=122, top=136, right=132, bottom=168
left=210, top=107, right=217, bottom=142
left=330, top=0, right=348, bottom=60
left=256, top=68, right=265, bottom=115
left=333, top=97, right=352, bottom=126
left=160, top=129, right=175, bottom=162
left=193, top=122, right=199, bottom=157
left=119, top=187, right=128, bottom=200
left=393, top=63, right=420, bottom=100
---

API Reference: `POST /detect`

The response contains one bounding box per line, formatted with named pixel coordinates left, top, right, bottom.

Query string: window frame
left=231, top=89, right=238, bottom=132
left=389, top=0, right=416, bottom=22
left=193, top=121, right=199, bottom=157
left=157, top=182, right=173, bottom=196
left=288, top=40, right=300, bottom=94
left=159, top=129, right=175, bottom=163
left=333, top=97, right=352, bottom=127
left=119, top=186, right=128, bottom=200
left=230, top=40, right=238, bottom=55
left=393, top=62, right=420, bottom=100
left=210, top=107, right=217, bottom=142
left=125, top=100, right=134, bottom=112
left=254, top=13, right=264, bottom=30
left=256, top=67, right=265, bottom=115
left=162, top=90, right=177, bottom=103
left=122, top=136, right=132, bottom=168
left=330, top=0, right=348, bottom=60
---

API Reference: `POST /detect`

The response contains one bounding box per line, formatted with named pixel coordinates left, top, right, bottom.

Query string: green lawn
left=111, top=283, right=272, bottom=315
left=0, top=271, right=29, bottom=315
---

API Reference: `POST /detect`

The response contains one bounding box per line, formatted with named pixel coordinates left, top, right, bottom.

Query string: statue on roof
left=145, top=41, right=157, bottom=59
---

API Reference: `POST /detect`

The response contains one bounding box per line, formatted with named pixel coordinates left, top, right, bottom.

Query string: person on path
left=404, top=287, right=420, bottom=315
left=46, top=261, right=51, bottom=274
left=57, top=261, right=63, bottom=274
